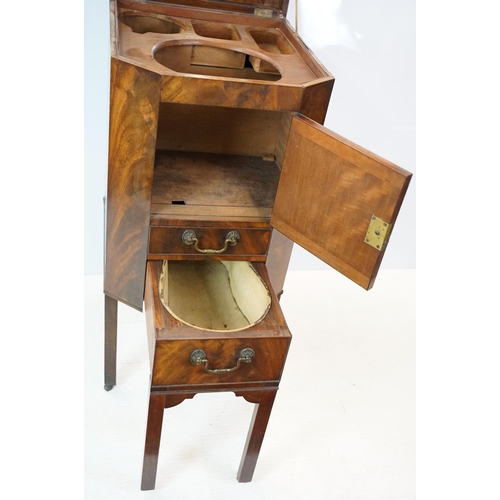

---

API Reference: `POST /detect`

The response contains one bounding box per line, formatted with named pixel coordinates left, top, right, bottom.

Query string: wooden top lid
left=146, top=0, right=289, bottom=16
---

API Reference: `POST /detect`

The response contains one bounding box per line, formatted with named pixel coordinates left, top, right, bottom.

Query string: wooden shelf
left=151, top=151, right=280, bottom=219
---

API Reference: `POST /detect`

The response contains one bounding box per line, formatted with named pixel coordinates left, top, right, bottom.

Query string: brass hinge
left=254, top=8, right=274, bottom=18
left=364, top=215, right=392, bottom=251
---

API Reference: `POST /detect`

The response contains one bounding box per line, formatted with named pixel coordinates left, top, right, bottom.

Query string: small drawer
left=149, top=226, right=271, bottom=259
left=144, top=260, right=291, bottom=389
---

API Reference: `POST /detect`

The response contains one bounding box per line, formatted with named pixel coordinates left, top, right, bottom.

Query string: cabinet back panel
left=156, top=103, right=283, bottom=157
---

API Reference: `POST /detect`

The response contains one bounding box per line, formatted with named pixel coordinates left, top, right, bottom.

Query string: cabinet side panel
left=266, top=112, right=295, bottom=297
left=273, top=111, right=293, bottom=168
left=104, top=58, right=161, bottom=310
left=265, top=229, right=294, bottom=298
left=299, top=78, right=335, bottom=124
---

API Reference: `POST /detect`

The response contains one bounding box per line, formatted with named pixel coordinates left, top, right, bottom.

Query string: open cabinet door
left=270, top=115, right=412, bottom=290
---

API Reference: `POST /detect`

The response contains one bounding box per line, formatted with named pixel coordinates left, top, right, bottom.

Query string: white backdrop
left=84, top=0, right=416, bottom=274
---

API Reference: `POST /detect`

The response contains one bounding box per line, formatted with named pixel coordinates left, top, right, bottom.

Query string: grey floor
left=84, top=268, right=415, bottom=500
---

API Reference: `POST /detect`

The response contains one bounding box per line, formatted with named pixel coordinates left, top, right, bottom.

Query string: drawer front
left=152, top=337, right=290, bottom=387
left=149, top=226, right=271, bottom=258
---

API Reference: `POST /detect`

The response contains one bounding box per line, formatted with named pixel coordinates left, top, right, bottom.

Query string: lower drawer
left=145, top=260, right=291, bottom=389
left=152, top=337, right=289, bottom=387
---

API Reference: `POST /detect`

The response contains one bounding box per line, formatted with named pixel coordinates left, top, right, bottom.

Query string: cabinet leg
left=141, top=393, right=167, bottom=491
left=104, top=294, right=118, bottom=390
left=237, top=390, right=277, bottom=483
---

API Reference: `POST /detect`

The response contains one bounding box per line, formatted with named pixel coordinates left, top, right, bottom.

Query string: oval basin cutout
left=160, top=261, right=272, bottom=332
left=153, top=42, right=282, bottom=81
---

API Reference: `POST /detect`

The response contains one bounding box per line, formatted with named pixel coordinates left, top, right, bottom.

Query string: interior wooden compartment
left=192, top=20, right=241, bottom=41
left=159, top=260, right=272, bottom=332
left=151, top=104, right=291, bottom=219
left=248, top=28, right=294, bottom=55
left=153, top=42, right=281, bottom=81
left=119, top=11, right=184, bottom=34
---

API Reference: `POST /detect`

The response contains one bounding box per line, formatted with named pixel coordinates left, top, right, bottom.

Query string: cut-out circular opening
left=192, top=20, right=241, bottom=41
left=153, top=41, right=282, bottom=81
left=120, top=13, right=183, bottom=34
left=159, top=261, right=272, bottom=332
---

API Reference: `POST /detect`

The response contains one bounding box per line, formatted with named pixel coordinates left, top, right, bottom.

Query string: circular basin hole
left=153, top=42, right=282, bottom=81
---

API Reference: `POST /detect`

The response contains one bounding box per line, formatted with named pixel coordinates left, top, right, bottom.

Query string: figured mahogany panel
left=160, top=75, right=303, bottom=110
left=152, top=336, right=289, bottom=386
left=104, top=58, right=162, bottom=310
left=271, top=115, right=412, bottom=290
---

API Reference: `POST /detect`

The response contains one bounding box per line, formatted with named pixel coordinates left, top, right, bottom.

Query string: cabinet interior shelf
left=151, top=150, right=281, bottom=220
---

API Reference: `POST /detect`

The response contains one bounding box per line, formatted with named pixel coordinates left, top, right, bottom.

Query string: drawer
left=144, top=260, right=291, bottom=389
left=152, top=337, right=290, bottom=387
left=149, top=225, right=271, bottom=259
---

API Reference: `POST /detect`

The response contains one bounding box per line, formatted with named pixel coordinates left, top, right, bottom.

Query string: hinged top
left=144, top=0, right=288, bottom=16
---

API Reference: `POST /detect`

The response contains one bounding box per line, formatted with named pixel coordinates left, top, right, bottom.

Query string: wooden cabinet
left=103, top=0, right=412, bottom=490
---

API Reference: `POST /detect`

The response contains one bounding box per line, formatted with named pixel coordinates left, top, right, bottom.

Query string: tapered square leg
left=104, top=294, right=118, bottom=390
left=237, top=389, right=277, bottom=483
left=141, top=393, right=168, bottom=491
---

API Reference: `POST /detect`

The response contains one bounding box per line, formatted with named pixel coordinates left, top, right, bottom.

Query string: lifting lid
left=145, top=0, right=289, bottom=17
left=271, top=115, right=412, bottom=290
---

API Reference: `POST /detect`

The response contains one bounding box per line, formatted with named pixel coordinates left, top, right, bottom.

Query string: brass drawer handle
left=182, top=229, right=240, bottom=254
left=190, top=348, right=255, bottom=374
